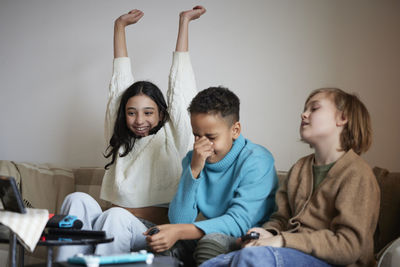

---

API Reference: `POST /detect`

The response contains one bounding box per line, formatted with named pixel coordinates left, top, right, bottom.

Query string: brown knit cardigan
left=263, top=149, right=380, bottom=267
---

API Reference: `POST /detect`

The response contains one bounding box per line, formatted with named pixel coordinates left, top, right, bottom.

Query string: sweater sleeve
left=167, top=52, right=197, bottom=157
left=104, top=57, right=134, bottom=144
left=194, top=156, right=278, bottom=237
left=168, top=153, right=201, bottom=224
left=280, top=170, right=380, bottom=266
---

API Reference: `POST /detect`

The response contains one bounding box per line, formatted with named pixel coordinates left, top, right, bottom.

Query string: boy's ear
left=336, top=112, right=348, bottom=127
left=231, top=121, right=241, bottom=140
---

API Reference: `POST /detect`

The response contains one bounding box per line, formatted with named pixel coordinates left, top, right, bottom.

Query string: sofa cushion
left=373, top=166, right=400, bottom=254
left=73, top=167, right=111, bottom=210
left=276, top=170, right=288, bottom=186
left=14, top=162, right=75, bottom=214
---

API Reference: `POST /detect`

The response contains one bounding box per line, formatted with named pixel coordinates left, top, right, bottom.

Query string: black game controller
left=241, top=231, right=260, bottom=242
left=148, top=227, right=160, bottom=236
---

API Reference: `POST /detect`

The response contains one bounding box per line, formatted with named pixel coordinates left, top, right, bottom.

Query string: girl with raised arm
left=56, top=6, right=206, bottom=260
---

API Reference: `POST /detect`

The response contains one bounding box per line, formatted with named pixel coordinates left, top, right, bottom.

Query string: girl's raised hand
left=116, top=9, right=144, bottom=27
left=180, top=5, right=206, bottom=22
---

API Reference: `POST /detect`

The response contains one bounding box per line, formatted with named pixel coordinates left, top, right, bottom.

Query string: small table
left=1, top=231, right=25, bottom=267
left=38, top=232, right=114, bottom=267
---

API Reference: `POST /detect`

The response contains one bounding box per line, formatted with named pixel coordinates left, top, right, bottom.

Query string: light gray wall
left=1, top=0, right=399, bottom=171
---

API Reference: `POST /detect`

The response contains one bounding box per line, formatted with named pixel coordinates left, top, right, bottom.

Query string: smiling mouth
left=135, top=127, right=148, bottom=131
left=132, top=126, right=150, bottom=135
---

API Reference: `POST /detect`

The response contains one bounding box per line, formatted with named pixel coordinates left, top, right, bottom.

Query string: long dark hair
left=104, top=81, right=169, bottom=169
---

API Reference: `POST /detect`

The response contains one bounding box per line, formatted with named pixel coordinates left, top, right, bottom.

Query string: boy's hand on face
left=144, top=224, right=180, bottom=253
left=191, top=136, right=214, bottom=178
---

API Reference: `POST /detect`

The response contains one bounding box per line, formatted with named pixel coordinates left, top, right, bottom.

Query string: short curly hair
left=188, top=86, right=240, bottom=125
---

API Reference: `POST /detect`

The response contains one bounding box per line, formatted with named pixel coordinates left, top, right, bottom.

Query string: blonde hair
left=305, top=88, right=372, bottom=155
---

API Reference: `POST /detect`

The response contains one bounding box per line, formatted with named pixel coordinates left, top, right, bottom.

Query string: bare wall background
left=0, top=0, right=399, bottom=171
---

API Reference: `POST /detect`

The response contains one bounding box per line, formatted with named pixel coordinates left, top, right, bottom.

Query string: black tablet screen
left=0, top=176, right=26, bottom=214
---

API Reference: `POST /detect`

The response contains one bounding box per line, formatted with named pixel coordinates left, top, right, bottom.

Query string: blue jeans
left=200, top=246, right=334, bottom=267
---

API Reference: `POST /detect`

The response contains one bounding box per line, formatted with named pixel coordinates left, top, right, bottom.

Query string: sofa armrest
left=373, top=166, right=400, bottom=254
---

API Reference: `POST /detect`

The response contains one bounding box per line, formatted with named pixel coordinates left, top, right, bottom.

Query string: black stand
left=37, top=234, right=114, bottom=267
left=8, top=232, right=24, bottom=267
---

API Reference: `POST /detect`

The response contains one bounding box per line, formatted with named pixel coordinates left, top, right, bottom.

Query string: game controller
left=47, top=214, right=83, bottom=229
left=148, top=227, right=160, bottom=235
left=68, top=250, right=155, bottom=265
left=241, top=231, right=260, bottom=242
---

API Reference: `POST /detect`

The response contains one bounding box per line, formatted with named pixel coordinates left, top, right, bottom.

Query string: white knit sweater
left=100, top=52, right=197, bottom=208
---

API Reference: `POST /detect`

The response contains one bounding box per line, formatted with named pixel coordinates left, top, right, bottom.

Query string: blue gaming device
left=68, top=250, right=155, bottom=265
left=46, top=214, right=83, bottom=229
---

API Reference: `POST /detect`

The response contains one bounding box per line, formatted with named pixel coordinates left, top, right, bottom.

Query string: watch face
left=0, top=176, right=26, bottom=214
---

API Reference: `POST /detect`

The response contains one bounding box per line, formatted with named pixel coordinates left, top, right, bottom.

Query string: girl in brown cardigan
left=201, top=88, right=380, bottom=267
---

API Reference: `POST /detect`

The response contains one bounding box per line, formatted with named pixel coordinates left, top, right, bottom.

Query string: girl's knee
left=61, top=192, right=97, bottom=212
left=64, top=192, right=94, bottom=204
left=96, top=207, right=136, bottom=227
left=102, top=207, right=131, bottom=217
left=60, top=192, right=102, bottom=216
left=94, top=208, right=147, bottom=246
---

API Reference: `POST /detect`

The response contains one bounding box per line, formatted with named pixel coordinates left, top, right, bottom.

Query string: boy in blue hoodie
left=146, top=87, right=278, bottom=266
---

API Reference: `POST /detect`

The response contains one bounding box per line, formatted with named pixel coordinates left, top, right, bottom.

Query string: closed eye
left=310, top=104, right=320, bottom=112
left=206, top=135, right=217, bottom=141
